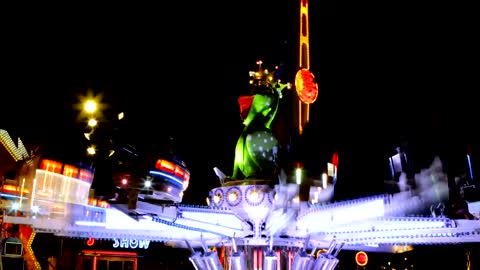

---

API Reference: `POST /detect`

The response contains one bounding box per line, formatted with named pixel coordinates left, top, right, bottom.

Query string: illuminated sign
left=355, top=251, right=368, bottom=266
left=295, top=68, right=318, bottom=104
left=86, top=237, right=95, bottom=247
left=113, top=238, right=150, bottom=249
left=0, top=129, right=29, bottom=162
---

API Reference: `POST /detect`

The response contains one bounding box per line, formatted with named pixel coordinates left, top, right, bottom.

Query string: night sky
left=1, top=1, right=477, bottom=204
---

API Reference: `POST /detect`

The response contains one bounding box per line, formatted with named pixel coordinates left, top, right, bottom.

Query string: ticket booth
left=77, top=250, right=138, bottom=270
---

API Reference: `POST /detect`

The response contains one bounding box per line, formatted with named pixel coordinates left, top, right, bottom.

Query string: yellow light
left=26, top=232, right=41, bottom=270
left=75, top=91, right=107, bottom=122
left=311, top=191, right=318, bottom=204
left=248, top=190, right=260, bottom=203
left=228, top=192, right=238, bottom=202
left=88, top=118, right=98, bottom=127
left=0, top=129, right=30, bottom=161
left=213, top=195, right=221, bottom=204
left=84, top=100, right=97, bottom=114
left=87, top=147, right=96, bottom=155
left=295, top=168, right=302, bottom=185
left=315, top=248, right=327, bottom=258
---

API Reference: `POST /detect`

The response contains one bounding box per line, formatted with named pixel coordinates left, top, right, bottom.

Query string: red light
left=183, top=171, right=190, bottom=182
left=39, top=159, right=63, bottom=173
left=156, top=159, right=175, bottom=174
left=295, top=68, right=318, bottom=104
left=86, top=237, right=95, bottom=247
left=174, top=166, right=185, bottom=179
left=332, top=151, right=339, bottom=167
left=63, top=164, right=79, bottom=178
left=79, top=169, right=93, bottom=183
left=355, top=251, right=368, bottom=266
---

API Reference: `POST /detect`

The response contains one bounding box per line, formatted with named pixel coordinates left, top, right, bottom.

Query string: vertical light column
left=298, top=0, right=310, bottom=135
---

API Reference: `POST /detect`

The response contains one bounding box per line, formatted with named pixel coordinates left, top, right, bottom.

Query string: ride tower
left=294, top=0, right=319, bottom=136
left=204, top=1, right=337, bottom=269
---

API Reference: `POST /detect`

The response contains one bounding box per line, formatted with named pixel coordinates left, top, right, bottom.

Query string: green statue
left=231, top=62, right=288, bottom=181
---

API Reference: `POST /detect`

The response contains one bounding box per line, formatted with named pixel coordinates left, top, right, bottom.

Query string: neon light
left=276, top=249, right=281, bottom=270
left=174, top=166, right=185, bottom=178
left=467, top=154, right=474, bottom=179
left=156, top=159, right=175, bottom=174
left=0, top=129, right=29, bottom=161
left=149, top=170, right=184, bottom=187
left=113, top=238, right=150, bottom=249
left=75, top=221, right=106, bottom=227
left=35, top=170, right=91, bottom=204
left=79, top=169, right=93, bottom=183
left=63, top=164, right=79, bottom=178
left=87, top=237, right=95, bottom=246
left=24, top=228, right=41, bottom=269
left=253, top=247, right=257, bottom=270
left=39, top=159, right=63, bottom=174
left=295, top=168, right=302, bottom=185
left=295, top=68, right=318, bottom=104
left=82, top=249, right=138, bottom=257
left=355, top=251, right=368, bottom=266
left=30, top=177, right=38, bottom=209
left=19, top=177, right=26, bottom=207
left=259, top=248, right=263, bottom=269
left=155, top=159, right=190, bottom=181
left=2, top=184, right=29, bottom=194
left=0, top=193, right=28, bottom=200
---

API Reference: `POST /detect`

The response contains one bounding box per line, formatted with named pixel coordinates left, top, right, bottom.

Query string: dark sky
left=1, top=1, right=477, bottom=204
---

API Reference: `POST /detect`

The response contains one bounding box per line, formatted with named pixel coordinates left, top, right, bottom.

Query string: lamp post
left=76, top=93, right=126, bottom=199
left=82, top=99, right=99, bottom=156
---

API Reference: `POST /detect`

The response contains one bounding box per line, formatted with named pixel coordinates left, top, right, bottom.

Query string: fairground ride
left=1, top=1, right=480, bottom=270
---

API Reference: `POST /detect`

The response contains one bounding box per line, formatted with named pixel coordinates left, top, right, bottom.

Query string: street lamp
left=87, top=118, right=98, bottom=128
left=87, top=146, right=96, bottom=156
left=84, top=100, right=98, bottom=114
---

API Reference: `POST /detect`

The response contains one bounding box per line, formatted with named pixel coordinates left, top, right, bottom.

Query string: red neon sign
left=355, top=251, right=368, bottom=266
left=86, top=237, right=95, bottom=247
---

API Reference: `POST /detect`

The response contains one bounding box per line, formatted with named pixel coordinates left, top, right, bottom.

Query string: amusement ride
left=1, top=1, right=480, bottom=270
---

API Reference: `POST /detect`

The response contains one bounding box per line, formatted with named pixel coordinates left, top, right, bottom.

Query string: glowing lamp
left=11, top=202, right=20, bottom=210
left=355, top=251, right=368, bottom=266
left=87, top=118, right=97, bottom=127
left=144, top=180, right=152, bottom=188
left=295, top=68, right=318, bottom=104
left=247, top=190, right=260, bottom=203
left=63, top=164, right=79, bottom=178
left=31, top=205, right=40, bottom=214
left=84, top=100, right=97, bottom=114
left=228, top=192, right=238, bottom=202
left=40, top=159, right=63, bottom=173
left=87, top=147, right=96, bottom=155
left=87, top=237, right=95, bottom=247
